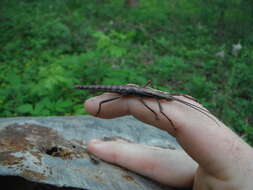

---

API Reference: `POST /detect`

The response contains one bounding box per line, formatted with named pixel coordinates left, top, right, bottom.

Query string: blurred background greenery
left=0, top=0, right=252, bottom=144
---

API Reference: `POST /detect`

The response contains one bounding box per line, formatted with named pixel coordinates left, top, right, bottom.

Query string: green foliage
left=0, top=0, right=252, bottom=144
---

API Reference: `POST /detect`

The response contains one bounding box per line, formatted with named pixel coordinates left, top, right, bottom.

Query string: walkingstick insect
left=75, top=81, right=220, bottom=129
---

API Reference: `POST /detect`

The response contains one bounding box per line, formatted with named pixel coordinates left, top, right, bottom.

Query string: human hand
left=84, top=93, right=253, bottom=189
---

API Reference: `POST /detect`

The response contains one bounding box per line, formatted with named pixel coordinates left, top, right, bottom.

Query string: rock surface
left=0, top=116, right=187, bottom=190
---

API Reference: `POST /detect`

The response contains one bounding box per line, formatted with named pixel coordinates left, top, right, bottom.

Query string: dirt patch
left=21, top=169, right=47, bottom=180
left=0, top=151, right=24, bottom=166
left=0, top=123, right=89, bottom=178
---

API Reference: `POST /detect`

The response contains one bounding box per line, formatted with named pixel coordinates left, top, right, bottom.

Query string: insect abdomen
left=75, top=85, right=126, bottom=93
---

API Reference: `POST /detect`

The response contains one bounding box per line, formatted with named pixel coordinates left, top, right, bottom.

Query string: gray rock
left=0, top=116, right=187, bottom=190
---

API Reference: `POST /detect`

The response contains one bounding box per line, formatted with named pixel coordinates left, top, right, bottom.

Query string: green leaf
left=73, top=105, right=86, bottom=115
left=16, top=104, right=33, bottom=114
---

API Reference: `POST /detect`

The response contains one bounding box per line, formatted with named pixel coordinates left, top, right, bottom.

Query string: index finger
left=84, top=93, right=252, bottom=178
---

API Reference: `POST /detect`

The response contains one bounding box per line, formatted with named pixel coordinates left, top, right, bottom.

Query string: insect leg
left=96, top=96, right=121, bottom=116
left=170, top=93, right=199, bottom=103
left=167, top=95, right=221, bottom=127
left=138, top=98, right=159, bottom=120
left=142, top=80, right=152, bottom=87
left=156, top=99, right=176, bottom=130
